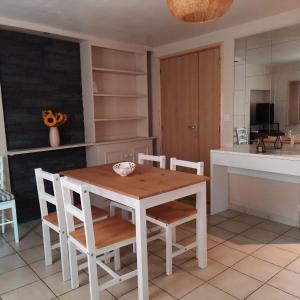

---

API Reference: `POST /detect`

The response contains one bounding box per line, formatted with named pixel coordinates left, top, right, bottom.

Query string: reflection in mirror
left=234, top=24, right=300, bottom=149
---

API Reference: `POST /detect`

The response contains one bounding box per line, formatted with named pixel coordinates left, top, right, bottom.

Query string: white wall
left=151, top=7, right=300, bottom=150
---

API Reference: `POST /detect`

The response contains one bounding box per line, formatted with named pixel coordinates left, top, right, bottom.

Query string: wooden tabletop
left=61, top=164, right=209, bottom=200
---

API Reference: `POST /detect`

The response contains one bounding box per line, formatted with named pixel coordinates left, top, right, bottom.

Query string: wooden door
left=198, top=47, right=221, bottom=176
left=160, top=53, right=199, bottom=162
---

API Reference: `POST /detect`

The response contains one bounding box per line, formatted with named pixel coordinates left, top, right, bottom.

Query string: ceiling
left=0, top=0, right=300, bottom=47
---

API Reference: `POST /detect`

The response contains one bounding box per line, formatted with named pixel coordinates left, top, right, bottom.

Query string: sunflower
left=55, top=112, right=64, bottom=125
left=42, top=109, right=53, bottom=119
left=61, top=113, right=68, bottom=125
left=43, top=112, right=57, bottom=127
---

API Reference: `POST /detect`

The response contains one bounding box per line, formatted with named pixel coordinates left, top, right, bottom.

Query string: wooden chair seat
left=70, top=216, right=136, bottom=249
left=147, top=200, right=197, bottom=224
left=44, top=204, right=108, bottom=227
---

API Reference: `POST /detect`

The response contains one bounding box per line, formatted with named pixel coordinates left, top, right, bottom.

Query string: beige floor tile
left=208, top=244, right=247, bottom=267
left=0, top=253, right=26, bottom=275
left=1, top=280, right=55, bottom=300
left=284, top=228, right=300, bottom=240
left=128, top=255, right=165, bottom=280
left=181, top=258, right=227, bottom=281
left=119, top=284, right=175, bottom=300
left=224, top=235, right=264, bottom=254
left=286, top=256, right=300, bottom=274
left=44, top=271, right=89, bottom=296
left=208, top=227, right=235, bottom=243
left=179, top=220, right=196, bottom=233
left=120, top=251, right=137, bottom=267
left=269, top=269, right=300, bottom=298
left=208, top=239, right=220, bottom=250
left=217, top=209, right=241, bottom=219
left=103, top=267, right=138, bottom=298
left=247, top=284, right=299, bottom=300
left=256, top=220, right=291, bottom=234
left=152, top=267, right=203, bottom=298
left=148, top=239, right=165, bottom=253
left=209, top=269, right=262, bottom=300
left=217, top=220, right=251, bottom=234
left=232, top=214, right=264, bottom=226
left=271, top=235, right=300, bottom=254
left=154, top=247, right=196, bottom=266
left=207, top=215, right=227, bottom=226
left=19, top=244, right=59, bottom=264
left=2, top=225, right=33, bottom=243
left=0, top=243, right=15, bottom=259
left=30, top=257, right=62, bottom=278
left=58, top=283, right=114, bottom=300
left=181, top=283, right=236, bottom=300
left=232, top=256, right=281, bottom=282
left=0, top=266, right=39, bottom=294
left=252, top=245, right=298, bottom=267
left=9, top=231, right=43, bottom=251
left=174, top=228, right=194, bottom=242
left=241, top=228, right=279, bottom=243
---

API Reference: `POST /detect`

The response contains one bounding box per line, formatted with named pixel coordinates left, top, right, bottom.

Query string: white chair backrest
left=138, top=153, right=166, bottom=169
left=0, top=156, right=3, bottom=189
left=61, top=177, right=95, bottom=254
left=35, top=168, right=66, bottom=230
left=170, top=158, right=204, bottom=176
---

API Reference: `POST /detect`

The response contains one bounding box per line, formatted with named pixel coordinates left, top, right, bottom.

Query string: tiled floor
left=2, top=210, right=300, bottom=299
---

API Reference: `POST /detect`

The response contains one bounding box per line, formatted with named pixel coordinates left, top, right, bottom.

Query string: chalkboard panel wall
left=0, top=29, right=87, bottom=222
left=0, top=29, right=84, bottom=150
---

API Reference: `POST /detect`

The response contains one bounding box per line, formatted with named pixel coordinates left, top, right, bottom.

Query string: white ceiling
left=0, top=0, right=300, bottom=47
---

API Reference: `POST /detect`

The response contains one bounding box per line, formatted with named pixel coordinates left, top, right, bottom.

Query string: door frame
left=159, top=43, right=223, bottom=157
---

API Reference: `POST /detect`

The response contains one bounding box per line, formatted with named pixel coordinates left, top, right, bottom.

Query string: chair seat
left=70, top=216, right=136, bottom=250
left=44, top=205, right=108, bottom=227
left=147, top=201, right=197, bottom=224
left=0, top=189, right=14, bottom=202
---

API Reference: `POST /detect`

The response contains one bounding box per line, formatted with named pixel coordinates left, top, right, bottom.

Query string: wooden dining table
left=61, top=163, right=209, bottom=300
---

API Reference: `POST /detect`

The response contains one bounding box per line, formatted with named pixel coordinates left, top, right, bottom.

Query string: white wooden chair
left=146, top=158, right=204, bottom=275
left=61, top=177, right=137, bottom=300
left=35, top=168, right=109, bottom=282
left=0, top=156, right=19, bottom=243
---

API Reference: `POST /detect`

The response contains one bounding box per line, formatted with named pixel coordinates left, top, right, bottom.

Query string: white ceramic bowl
left=113, top=162, right=136, bottom=176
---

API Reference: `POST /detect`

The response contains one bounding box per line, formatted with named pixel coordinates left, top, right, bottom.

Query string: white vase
left=49, top=127, right=60, bottom=147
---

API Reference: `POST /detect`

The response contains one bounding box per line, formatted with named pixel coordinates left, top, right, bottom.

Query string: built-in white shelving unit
left=80, top=41, right=153, bottom=166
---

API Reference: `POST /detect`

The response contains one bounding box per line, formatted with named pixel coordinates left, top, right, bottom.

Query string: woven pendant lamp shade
left=167, top=0, right=233, bottom=23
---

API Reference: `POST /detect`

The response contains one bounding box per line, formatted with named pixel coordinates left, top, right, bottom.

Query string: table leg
left=196, top=182, right=207, bottom=268
left=135, top=205, right=149, bottom=300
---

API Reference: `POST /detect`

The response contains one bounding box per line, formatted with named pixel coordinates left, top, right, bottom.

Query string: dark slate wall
left=0, top=29, right=84, bottom=150
left=0, top=29, right=87, bottom=222
left=9, top=148, right=86, bottom=222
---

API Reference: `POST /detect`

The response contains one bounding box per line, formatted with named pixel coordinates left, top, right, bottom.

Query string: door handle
left=188, top=124, right=198, bottom=130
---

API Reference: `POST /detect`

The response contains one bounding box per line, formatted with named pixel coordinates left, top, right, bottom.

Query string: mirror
left=234, top=24, right=300, bottom=145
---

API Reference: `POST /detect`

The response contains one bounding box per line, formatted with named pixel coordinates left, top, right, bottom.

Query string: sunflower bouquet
left=42, top=110, right=68, bottom=127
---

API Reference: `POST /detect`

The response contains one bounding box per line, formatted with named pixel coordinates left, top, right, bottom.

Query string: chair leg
left=68, top=241, right=79, bottom=289
left=165, top=225, right=173, bottom=276
left=132, top=211, right=136, bottom=253
left=60, top=232, right=70, bottom=281
left=42, top=223, right=52, bottom=265
left=110, top=203, right=115, bottom=216
left=172, top=227, right=176, bottom=243
left=114, top=249, right=121, bottom=271
left=1, top=209, right=5, bottom=234
left=11, top=201, right=19, bottom=243
left=87, top=254, right=99, bottom=300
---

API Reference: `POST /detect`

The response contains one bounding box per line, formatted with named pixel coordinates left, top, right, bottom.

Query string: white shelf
left=94, top=93, right=146, bottom=98
left=7, top=143, right=95, bottom=156
left=95, top=136, right=156, bottom=145
left=92, top=67, right=146, bottom=76
left=94, top=116, right=147, bottom=122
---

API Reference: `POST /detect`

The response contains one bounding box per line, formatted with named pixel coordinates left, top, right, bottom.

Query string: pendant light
left=167, top=0, right=233, bottom=23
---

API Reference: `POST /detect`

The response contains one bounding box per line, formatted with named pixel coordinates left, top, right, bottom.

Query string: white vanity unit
left=211, top=146, right=300, bottom=226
